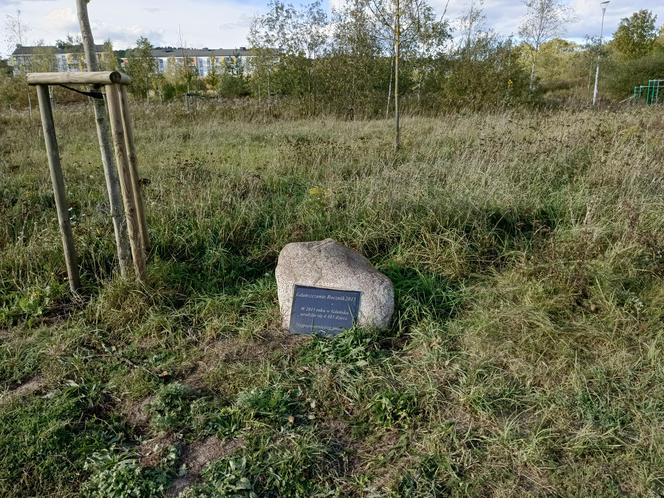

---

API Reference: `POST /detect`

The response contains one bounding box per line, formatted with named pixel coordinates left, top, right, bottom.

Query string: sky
left=1, top=0, right=663, bottom=57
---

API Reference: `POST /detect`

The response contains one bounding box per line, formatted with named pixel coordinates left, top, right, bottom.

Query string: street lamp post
left=592, top=1, right=610, bottom=106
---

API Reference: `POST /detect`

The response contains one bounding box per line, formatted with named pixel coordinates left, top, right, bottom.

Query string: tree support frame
left=29, top=71, right=148, bottom=291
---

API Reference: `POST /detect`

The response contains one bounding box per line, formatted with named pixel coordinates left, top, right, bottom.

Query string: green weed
left=82, top=446, right=169, bottom=498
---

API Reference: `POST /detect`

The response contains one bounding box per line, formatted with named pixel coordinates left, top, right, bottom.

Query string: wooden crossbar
left=27, top=71, right=131, bottom=86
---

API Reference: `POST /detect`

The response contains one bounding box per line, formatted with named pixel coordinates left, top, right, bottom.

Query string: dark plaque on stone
left=289, top=285, right=361, bottom=336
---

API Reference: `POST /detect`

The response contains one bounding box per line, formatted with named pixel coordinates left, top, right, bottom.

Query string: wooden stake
left=106, top=83, right=146, bottom=280
left=97, top=91, right=132, bottom=276
left=36, top=84, right=81, bottom=293
left=119, top=85, right=150, bottom=253
left=75, top=0, right=131, bottom=276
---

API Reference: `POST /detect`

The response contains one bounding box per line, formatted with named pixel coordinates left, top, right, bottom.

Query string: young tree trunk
left=27, top=90, right=32, bottom=120
left=76, top=0, right=132, bottom=276
left=529, top=55, right=536, bottom=91
left=394, top=0, right=401, bottom=150
left=386, top=52, right=393, bottom=119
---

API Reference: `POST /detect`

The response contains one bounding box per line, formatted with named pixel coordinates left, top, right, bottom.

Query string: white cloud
left=43, top=6, right=77, bottom=32
left=1, top=0, right=259, bottom=56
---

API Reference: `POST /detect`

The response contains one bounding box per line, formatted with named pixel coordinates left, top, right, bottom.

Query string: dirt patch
left=184, top=435, right=243, bottom=475
left=166, top=436, right=244, bottom=497
left=352, top=428, right=410, bottom=490
left=319, top=417, right=359, bottom=481
left=139, top=432, right=182, bottom=468
left=125, top=395, right=155, bottom=428
left=211, top=329, right=306, bottom=363
left=0, top=376, right=45, bottom=407
left=184, top=330, right=307, bottom=388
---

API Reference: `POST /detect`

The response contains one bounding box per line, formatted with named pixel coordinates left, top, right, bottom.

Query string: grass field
left=2, top=103, right=664, bottom=497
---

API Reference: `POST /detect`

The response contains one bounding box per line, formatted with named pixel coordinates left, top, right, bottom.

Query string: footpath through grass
left=1, top=104, right=664, bottom=497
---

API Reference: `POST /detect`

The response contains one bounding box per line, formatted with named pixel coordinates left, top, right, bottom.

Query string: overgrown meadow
left=1, top=102, right=664, bottom=497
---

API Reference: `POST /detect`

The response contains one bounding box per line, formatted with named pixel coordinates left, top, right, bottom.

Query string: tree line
left=2, top=1, right=664, bottom=115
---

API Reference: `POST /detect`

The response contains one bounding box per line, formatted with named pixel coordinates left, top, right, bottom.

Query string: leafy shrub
left=211, top=406, right=248, bottom=437
left=250, top=431, right=331, bottom=497
left=367, top=388, right=420, bottom=428
left=83, top=446, right=167, bottom=498
left=190, top=431, right=330, bottom=498
left=150, top=382, right=197, bottom=431
left=184, top=457, right=256, bottom=498
left=235, top=385, right=303, bottom=425
left=0, top=283, right=66, bottom=327
left=604, top=51, right=664, bottom=99
left=301, top=326, right=382, bottom=369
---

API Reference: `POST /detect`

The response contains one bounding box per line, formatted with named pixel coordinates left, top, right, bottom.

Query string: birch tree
left=519, top=0, right=573, bottom=90
left=4, top=10, right=29, bottom=53
left=125, top=37, right=157, bottom=99
left=329, top=0, right=386, bottom=113
left=459, top=0, right=486, bottom=56
left=249, top=0, right=327, bottom=110
left=361, top=0, right=448, bottom=148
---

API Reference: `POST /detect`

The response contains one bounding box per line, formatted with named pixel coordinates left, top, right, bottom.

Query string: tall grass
left=1, top=103, right=664, bottom=496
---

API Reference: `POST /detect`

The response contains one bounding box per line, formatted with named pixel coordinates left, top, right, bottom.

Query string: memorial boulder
left=275, top=239, right=394, bottom=335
